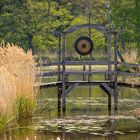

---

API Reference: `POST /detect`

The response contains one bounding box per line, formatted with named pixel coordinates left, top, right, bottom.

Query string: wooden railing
left=36, top=61, right=140, bottom=78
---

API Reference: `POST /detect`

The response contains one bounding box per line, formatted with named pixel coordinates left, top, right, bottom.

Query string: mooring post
left=114, top=31, right=118, bottom=111
left=62, top=34, right=66, bottom=113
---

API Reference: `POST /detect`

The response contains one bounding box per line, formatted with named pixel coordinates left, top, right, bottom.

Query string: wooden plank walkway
left=35, top=81, right=62, bottom=88
left=37, top=81, right=140, bottom=89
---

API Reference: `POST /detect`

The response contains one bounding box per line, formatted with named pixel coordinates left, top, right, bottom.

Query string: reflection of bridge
left=36, top=24, right=140, bottom=114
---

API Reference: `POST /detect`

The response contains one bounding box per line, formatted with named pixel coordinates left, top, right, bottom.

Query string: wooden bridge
left=36, top=24, right=140, bottom=114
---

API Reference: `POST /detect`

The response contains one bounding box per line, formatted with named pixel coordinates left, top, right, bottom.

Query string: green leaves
left=1, top=0, right=140, bottom=55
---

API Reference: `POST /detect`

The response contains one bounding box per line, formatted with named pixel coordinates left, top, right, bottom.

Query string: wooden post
left=108, top=94, right=111, bottom=110
left=83, top=64, right=86, bottom=81
left=57, top=34, right=61, bottom=117
left=108, top=32, right=112, bottom=81
left=88, top=15, right=92, bottom=82
left=58, top=86, right=61, bottom=117
left=88, top=61, right=92, bottom=82
left=58, top=34, right=61, bottom=81
left=62, top=34, right=66, bottom=113
left=114, top=32, right=118, bottom=111
left=100, top=84, right=112, bottom=110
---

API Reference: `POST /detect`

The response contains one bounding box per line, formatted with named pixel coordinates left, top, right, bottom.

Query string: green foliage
left=0, top=0, right=73, bottom=52
left=13, top=97, right=36, bottom=120
left=118, top=65, right=130, bottom=72
left=0, top=115, right=8, bottom=134
left=110, top=0, right=140, bottom=55
left=0, top=0, right=140, bottom=56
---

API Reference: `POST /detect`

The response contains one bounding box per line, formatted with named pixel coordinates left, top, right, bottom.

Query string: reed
left=122, top=49, right=138, bottom=64
left=0, top=43, right=36, bottom=131
left=119, top=49, right=140, bottom=84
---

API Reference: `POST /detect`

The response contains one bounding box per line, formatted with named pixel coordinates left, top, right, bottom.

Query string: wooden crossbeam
left=36, top=81, right=140, bottom=89
left=37, top=71, right=62, bottom=77
left=118, top=51, right=125, bottom=62
left=66, top=83, right=79, bottom=96
left=100, top=83, right=114, bottom=96
left=63, top=24, right=107, bottom=35
left=64, top=71, right=114, bottom=75
left=64, top=61, right=113, bottom=65
left=118, top=71, right=140, bottom=77
left=118, top=62, right=140, bottom=67
left=36, top=61, right=62, bottom=67
left=36, top=81, right=62, bottom=88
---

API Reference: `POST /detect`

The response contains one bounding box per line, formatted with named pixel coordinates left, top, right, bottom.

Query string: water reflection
left=1, top=113, right=140, bottom=140
left=0, top=86, right=140, bottom=140
left=1, top=131, right=140, bottom=140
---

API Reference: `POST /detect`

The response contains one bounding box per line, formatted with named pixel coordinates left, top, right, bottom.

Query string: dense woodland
left=0, top=0, right=140, bottom=60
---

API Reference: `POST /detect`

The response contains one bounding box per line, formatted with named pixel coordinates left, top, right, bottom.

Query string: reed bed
left=0, top=43, right=36, bottom=132
left=119, top=49, right=140, bottom=85
left=122, top=49, right=138, bottom=64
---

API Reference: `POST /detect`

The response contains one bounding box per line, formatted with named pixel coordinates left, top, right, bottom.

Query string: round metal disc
left=74, top=36, right=93, bottom=55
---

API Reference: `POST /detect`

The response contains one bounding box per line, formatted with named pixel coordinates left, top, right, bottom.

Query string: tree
left=0, top=0, right=73, bottom=53
left=110, top=0, right=140, bottom=55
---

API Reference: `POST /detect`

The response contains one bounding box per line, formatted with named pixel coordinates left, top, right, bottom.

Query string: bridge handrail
left=36, top=61, right=114, bottom=67
left=118, top=62, right=140, bottom=67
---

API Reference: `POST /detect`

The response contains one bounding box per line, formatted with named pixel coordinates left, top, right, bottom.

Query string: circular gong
left=74, top=36, right=93, bottom=55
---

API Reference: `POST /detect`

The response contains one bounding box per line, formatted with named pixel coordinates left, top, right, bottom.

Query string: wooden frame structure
left=37, top=24, right=140, bottom=115
left=61, top=24, right=119, bottom=112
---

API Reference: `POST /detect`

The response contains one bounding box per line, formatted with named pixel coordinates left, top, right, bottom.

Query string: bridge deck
left=37, top=81, right=140, bottom=89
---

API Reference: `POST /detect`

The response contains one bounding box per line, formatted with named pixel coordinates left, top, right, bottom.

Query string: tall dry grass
left=0, top=43, right=36, bottom=128
left=122, top=49, right=138, bottom=64
left=119, top=49, right=140, bottom=84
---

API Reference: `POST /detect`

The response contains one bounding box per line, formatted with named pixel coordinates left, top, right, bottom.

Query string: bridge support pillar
left=100, top=83, right=113, bottom=110
left=62, top=77, right=66, bottom=115
left=57, top=86, right=62, bottom=117
left=114, top=82, right=118, bottom=110
left=108, top=94, right=111, bottom=110
left=113, top=31, right=118, bottom=111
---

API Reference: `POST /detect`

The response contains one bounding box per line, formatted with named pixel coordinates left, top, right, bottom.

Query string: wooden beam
left=37, top=81, right=62, bottom=88
left=37, top=71, right=62, bottom=77
left=57, top=86, right=62, bottom=117
left=107, top=32, right=112, bottom=80
left=62, top=34, right=66, bottom=113
left=37, top=71, right=140, bottom=77
left=67, top=81, right=113, bottom=87
left=101, top=83, right=114, bottom=96
left=58, top=34, right=61, bottom=81
left=118, top=82, right=140, bottom=88
left=113, top=32, right=118, bottom=111
left=36, top=61, right=62, bottom=67
left=83, top=64, right=86, bottom=81
left=118, top=51, right=125, bottom=62
left=36, top=81, right=140, bottom=89
left=64, top=61, right=114, bottom=65
left=64, top=71, right=115, bottom=75
left=118, top=71, right=140, bottom=77
left=118, top=62, right=140, bottom=67
left=63, top=24, right=107, bottom=35
left=36, top=61, right=114, bottom=67
left=66, top=83, right=79, bottom=96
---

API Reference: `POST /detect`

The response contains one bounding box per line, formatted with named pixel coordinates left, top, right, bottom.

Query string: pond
left=0, top=86, right=140, bottom=140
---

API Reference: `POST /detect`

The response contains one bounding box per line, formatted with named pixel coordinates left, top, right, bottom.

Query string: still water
left=0, top=86, right=140, bottom=140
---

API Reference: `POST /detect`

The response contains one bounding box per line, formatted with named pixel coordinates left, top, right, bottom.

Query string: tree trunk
left=48, top=0, right=51, bottom=16
left=28, top=34, right=34, bottom=54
